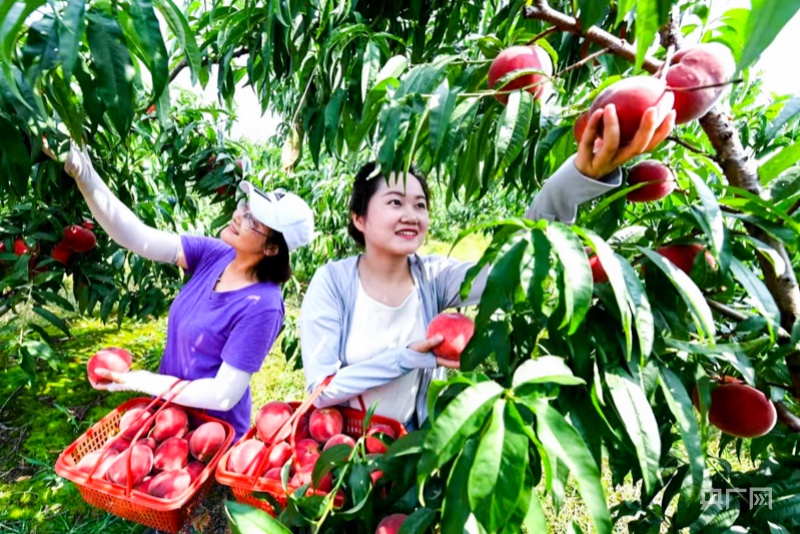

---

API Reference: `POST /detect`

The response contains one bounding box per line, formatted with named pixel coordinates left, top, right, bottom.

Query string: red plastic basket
left=215, top=376, right=407, bottom=516
left=55, top=382, right=235, bottom=533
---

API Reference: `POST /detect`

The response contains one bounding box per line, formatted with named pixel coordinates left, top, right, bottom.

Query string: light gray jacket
left=298, top=155, right=622, bottom=425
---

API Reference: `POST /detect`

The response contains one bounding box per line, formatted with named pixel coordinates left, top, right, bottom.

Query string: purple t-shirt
left=159, top=235, right=284, bottom=440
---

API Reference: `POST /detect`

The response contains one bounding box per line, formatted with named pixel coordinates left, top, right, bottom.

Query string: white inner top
left=344, top=278, right=425, bottom=423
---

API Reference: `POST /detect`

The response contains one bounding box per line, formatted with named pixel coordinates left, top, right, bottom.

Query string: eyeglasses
left=236, top=200, right=270, bottom=238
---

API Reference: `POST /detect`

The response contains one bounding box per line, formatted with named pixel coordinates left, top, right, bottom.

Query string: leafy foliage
left=3, top=0, right=800, bottom=532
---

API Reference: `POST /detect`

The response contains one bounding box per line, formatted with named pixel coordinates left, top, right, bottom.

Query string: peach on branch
left=666, top=43, right=736, bottom=124
left=656, top=244, right=715, bottom=276
left=626, top=160, right=676, bottom=203
left=588, top=76, right=674, bottom=146
left=62, top=225, right=96, bottom=253
left=376, top=514, right=408, bottom=534
left=693, top=381, right=777, bottom=438
left=488, top=45, right=552, bottom=104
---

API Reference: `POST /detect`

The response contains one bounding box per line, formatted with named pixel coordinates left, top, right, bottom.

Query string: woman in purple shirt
left=49, top=144, right=314, bottom=440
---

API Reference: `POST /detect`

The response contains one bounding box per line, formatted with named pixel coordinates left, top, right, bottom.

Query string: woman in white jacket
left=300, top=104, right=676, bottom=430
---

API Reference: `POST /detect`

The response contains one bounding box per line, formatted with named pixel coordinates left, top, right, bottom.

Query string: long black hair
left=347, top=162, right=432, bottom=247
left=253, top=230, right=291, bottom=284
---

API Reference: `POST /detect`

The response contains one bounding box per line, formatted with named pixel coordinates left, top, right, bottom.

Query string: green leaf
left=32, top=306, right=70, bottom=337
left=759, top=138, right=800, bottom=184
left=428, top=79, right=457, bottom=161
left=48, top=72, right=84, bottom=142
left=578, top=0, right=608, bottom=28
left=418, top=380, right=503, bottom=485
left=0, top=0, right=46, bottom=105
left=619, top=257, right=654, bottom=357
left=475, top=237, right=528, bottom=326
left=360, top=39, right=381, bottom=102
left=658, top=367, right=705, bottom=513
left=86, top=13, right=134, bottom=139
left=686, top=170, right=726, bottom=268
left=374, top=55, right=408, bottom=86
left=580, top=229, right=633, bottom=359
left=59, top=0, right=85, bottom=81
left=738, top=0, right=800, bottom=72
left=616, top=0, right=636, bottom=26
left=130, top=0, right=169, bottom=101
left=767, top=96, right=800, bottom=139
left=512, top=356, right=584, bottom=388
left=605, top=368, right=660, bottom=497
left=729, top=256, right=781, bottom=341
left=324, top=88, right=346, bottom=157
left=440, top=438, right=479, bottom=534
left=634, top=0, right=659, bottom=72
left=663, top=338, right=756, bottom=385
left=530, top=399, right=611, bottom=534
left=153, top=0, right=202, bottom=85
left=547, top=222, right=592, bottom=334
left=468, top=400, right=529, bottom=531
left=397, top=508, right=437, bottom=534
left=441, top=96, right=480, bottom=166
left=495, top=90, right=533, bottom=173
left=225, top=500, right=292, bottom=534
left=523, top=486, right=549, bottom=533
left=638, top=247, right=716, bottom=341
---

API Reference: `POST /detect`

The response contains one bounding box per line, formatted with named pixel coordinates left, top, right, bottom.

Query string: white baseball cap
left=238, top=181, right=315, bottom=251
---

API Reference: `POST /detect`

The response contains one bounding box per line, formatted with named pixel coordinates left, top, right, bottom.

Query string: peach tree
left=3, top=0, right=800, bottom=532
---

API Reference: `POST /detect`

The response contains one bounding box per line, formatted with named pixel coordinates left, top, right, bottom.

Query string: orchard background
left=2, top=0, right=800, bottom=532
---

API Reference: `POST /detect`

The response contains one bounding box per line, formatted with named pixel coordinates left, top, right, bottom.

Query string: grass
left=0, top=234, right=756, bottom=533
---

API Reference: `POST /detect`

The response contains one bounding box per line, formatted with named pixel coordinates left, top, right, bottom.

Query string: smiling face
left=352, top=172, right=430, bottom=257
left=220, top=201, right=276, bottom=257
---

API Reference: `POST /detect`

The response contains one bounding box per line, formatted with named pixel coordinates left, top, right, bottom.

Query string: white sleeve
left=523, top=154, right=622, bottom=224
left=105, top=362, right=251, bottom=412
left=65, top=143, right=181, bottom=264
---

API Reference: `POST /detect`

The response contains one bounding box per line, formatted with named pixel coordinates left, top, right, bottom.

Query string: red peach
left=626, top=160, right=676, bottom=203
left=666, top=43, right=736, bottom=124
left=106, top=444, right=154, bottom=487
left=227, top=439, right=267, bottom=475
left=256, top=401, right=294, bottom=443
left=427, top=312, right=475, bottom=361
left=266, top=441, right=293, bottom=469
left=153, top=437, right=189, bottom=471
left=151, top=406, right=189, bottom=442
left=323, top=434, right=356, bottom=452
left=309, top=408, right=344, bottom=443
left=148, top=469, right=192, bottom=500
left=62, top=225, right=96, bottom=253
left=366, top=424, right=397, bottom=454
left=588, top=76, right=674, bottom=146
left=189, top=421, right=226, bottom=462
left=488, top=45, right=552, bottom=104
left=376, top=513, right=408, bottom=534
left=119, top=407, right=152, bottom=440
left=87, top=347, right=132, bottom=388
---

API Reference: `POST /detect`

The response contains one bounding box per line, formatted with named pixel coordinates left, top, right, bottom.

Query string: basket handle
left=240, top=375, right=335, bottom=486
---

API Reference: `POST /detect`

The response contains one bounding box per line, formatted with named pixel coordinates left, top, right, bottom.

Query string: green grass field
left=0, top=235, right=755, bottom=533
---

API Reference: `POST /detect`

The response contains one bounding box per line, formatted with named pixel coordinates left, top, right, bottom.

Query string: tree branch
left=667, top=135, right=718, bottom=160
left=168, top=48, right=250, bottom=84
left=522, top=0, right=663, bottom=73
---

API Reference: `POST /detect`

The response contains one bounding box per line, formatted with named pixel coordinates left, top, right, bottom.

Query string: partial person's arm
left=94, top=362, right=251, bottom=411
left=94, top=307, right=283, bottom=410
left=48, top=142, right=186, bottom=268
left=299, top=266, right=438, bottom=408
